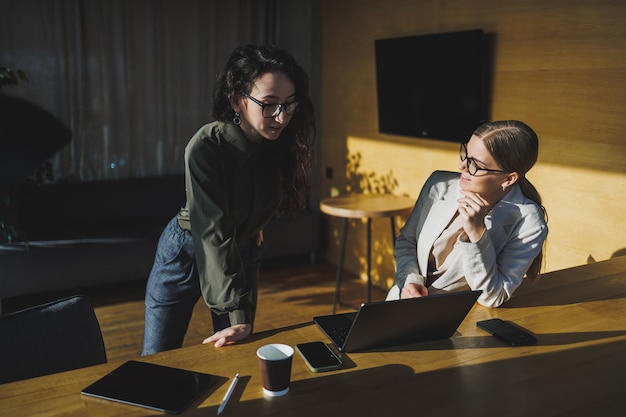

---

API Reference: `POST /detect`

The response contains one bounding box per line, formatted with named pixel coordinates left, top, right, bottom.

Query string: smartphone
left=296, top=341, right=343, bottom=372
left=477, top=318, right=537, bottom=346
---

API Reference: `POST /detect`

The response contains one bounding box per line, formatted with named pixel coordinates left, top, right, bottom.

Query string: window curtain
left=0, top=0, right=277, bottom=182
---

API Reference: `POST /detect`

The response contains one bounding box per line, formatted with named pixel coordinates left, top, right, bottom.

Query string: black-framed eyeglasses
left=460, top=143, right=506, bottom=176
left=242, top=92, right=299, bottom=118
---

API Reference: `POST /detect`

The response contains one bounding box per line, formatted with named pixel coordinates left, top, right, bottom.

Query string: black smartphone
left=477, top=318, right=538, bottom=346
left=296, top=341, right=343, bottom=372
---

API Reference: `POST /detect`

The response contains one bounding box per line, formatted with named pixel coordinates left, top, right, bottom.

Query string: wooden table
left=320, top=194, right=415, bottom=312
left=2, top=256, right=626, bottom=417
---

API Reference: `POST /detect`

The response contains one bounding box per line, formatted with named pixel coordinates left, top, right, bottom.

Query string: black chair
left=0, top=295, right=107, bottom=384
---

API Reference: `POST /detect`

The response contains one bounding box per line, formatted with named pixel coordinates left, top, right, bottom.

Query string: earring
left=233, top=112, right=241, bottom=125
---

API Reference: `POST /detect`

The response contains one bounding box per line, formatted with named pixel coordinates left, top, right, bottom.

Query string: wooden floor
left=4, top=259, right=387, bottom=363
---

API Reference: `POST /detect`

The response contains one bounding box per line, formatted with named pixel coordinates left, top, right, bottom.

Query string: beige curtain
left=0, top=0, right=276, bottom=182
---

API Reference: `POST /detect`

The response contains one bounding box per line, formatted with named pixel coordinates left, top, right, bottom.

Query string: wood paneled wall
left=318, top=0, right=626, bottom=289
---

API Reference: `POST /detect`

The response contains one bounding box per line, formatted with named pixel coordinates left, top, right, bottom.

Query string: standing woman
left=387, top=120, right=548, bottom=308
left=142, top=45, right=315, bottom=355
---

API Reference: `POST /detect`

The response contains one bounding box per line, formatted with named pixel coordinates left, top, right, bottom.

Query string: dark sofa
left=0, top=175, right=319, bottom=311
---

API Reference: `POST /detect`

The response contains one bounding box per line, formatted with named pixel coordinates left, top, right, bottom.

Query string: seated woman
left=386, top=120, right=548, bottom=307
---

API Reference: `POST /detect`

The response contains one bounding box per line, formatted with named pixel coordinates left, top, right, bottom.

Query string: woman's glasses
left=242, top=93, right=299, bottom=118
left=460, top=143, right=506, bottom=176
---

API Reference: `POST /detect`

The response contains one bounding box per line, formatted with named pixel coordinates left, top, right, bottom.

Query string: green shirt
left=177, top=121, right=282, bottom=325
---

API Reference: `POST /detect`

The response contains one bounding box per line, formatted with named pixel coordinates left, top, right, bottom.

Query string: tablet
left=81, top=360, right=220, bottom=414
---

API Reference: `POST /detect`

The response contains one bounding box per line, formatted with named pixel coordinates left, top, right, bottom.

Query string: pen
left=217, top=373, right=240, bottom=415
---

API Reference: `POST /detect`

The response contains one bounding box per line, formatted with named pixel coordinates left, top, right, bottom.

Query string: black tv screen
left=375, top=29, right=489, bottom=142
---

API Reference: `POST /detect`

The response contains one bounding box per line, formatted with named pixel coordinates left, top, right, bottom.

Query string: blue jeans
left=142, top=217, right=262, bottom=355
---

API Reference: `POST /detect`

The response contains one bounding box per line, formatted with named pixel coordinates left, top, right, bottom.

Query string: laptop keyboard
left=325, top=313, right=357, bottom=346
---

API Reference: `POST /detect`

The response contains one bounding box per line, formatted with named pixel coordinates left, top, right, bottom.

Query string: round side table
left=320, top=194, right=415, bottom=313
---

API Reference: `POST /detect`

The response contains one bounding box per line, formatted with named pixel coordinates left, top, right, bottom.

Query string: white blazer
left=387, top=171, right=548, bottom=307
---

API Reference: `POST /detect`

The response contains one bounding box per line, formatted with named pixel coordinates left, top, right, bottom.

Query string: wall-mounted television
left=375, top=29, right=489, bottom=142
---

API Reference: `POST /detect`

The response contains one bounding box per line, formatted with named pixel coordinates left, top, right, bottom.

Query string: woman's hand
left=401, top=283, right=428, bottom=299
left=457, top=191, right=492, bottom=242
left=202, top=324, right=252, bottom=347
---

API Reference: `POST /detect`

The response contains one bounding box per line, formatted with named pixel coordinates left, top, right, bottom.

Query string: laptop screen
left=314, top=290, right=481, bottom=352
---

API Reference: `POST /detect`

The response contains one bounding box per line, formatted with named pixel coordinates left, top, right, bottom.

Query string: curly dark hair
left=212, top=44, right=316, bottom=216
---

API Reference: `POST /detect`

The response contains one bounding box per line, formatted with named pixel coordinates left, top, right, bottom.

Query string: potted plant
left=1, top=66, right=72, bottom=243
left=1, top=67, right=29, bottom=242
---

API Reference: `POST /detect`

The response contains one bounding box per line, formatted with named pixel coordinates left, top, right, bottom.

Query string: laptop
left=314, top=290, right=481, bottom=352
left=81, top=360, right=220, bottom=414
